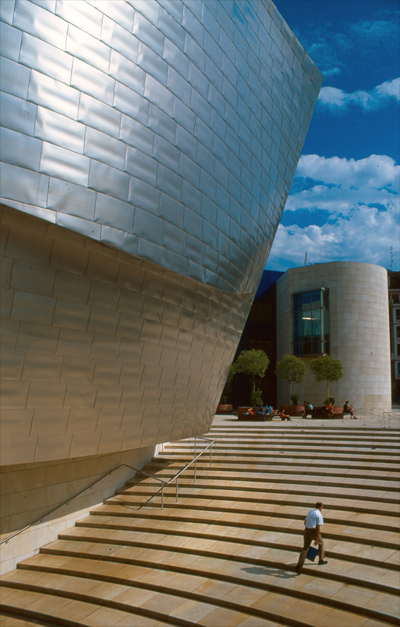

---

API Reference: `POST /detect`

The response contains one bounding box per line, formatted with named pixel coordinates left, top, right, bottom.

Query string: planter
left=216, top=404, right=233, bottom=414
left=279, top=405, right=304, bottom=417
left=311, top=406, right=344, bottom=419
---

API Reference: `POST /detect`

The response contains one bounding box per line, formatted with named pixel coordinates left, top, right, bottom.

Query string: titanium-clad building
left=0, top=0, right=322, bottom=571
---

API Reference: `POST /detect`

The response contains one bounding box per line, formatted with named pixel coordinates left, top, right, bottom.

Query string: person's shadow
left=242, top=566, right=297, bottom=579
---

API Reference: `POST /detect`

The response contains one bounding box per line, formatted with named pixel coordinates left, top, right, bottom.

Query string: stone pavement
left=1, top=412, right=399, bottom=626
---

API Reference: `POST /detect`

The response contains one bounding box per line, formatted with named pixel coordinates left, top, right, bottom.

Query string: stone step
left=0, top=576, right=220, bottom=627
left=2, top=418, right=399, bottom=626
left=126, top=469, right=400, bottom=494
left=150, top=455, right=400, bottom=472
left=160, top=449, right=400, bottom=463
left=3, top=550, right=398, bottom=626
left=89, top=504, right=400, bottom=551
left=126, top=476, right=400, bottom=505
left=141, top=462, right=400, bottom=484
left=118, top=484, right=400, bottom=518
left=74, top=514, right=400, bottom=570
left=58, top=525, right=400, bottom=594
left=104, top=493, right=399, bottom=533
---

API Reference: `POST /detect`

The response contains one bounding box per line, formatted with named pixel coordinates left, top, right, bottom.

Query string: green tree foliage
left=310, top=355, right=343, bottom=402
left=275, top=355, right=306, bottom=402
left=231, top=349, right=270, bottom=398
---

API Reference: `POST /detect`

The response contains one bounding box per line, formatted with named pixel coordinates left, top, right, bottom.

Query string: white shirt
left=305, top=508, right=324, bottom=528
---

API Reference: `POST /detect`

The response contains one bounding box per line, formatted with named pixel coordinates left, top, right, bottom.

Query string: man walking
left=295, top=501, right=328, bottom=573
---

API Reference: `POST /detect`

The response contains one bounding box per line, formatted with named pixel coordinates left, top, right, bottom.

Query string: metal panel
left=89, top=161, right=130, bottom=202
left=66, top=24, right=110, bottom=74
left=0, top=0, right=15, bottom=25
left=163, top=38, right=189, bottom=79
left=145, top=74, right=173, bottom=117
left=109, top=48, right=145, bottom=93
left=113, top=81, right=149, bottom=123
left=84, top=127, right=126, bottom=170
left=48, top=177, right=96, bottom=220
left=0, top=127, right=42, bottom=172
left=125, top=146, right=157, bottom=186
left=101, top=15, right=138, bottom=61
left=0, top=163, right=49, bottom=208
left=35, top=107, right=85, bottom=153
left=96, top=0, right=135, bottom=32
left=0, top=92, right=37, bottom=136
left=0, top=20, right=22, bottom=62
left=137, top=41, right=168, bottom=86
left=130, top=179, right=161, bottom=214
left=78, top=93, right=121, bottom=139
left=71, top=58, right=115, bottom=107
left=120, top=114, right=154, bottom=156
left=1, top=56, right=30, bottom=100
left=153, top=134, right=179, bottom=171
left=95, top=193, right=134, bottom=233
left=19, top=31, right=72, bottom=83
left=158, top=6, right=185, bottom=50
left=56, top=213, right=101, bottom=241
left=156, top=163, right=182, bottom=201
left=27, top=70, right=80, bottom=120
left=40, top=142, right=90, bottom=187
left=13, top=0, right=67, bottom=50
left=133, top=9, right=165, bottom=56
left=148, top=103, right=176, bottom=144
left=56, top=0, right=103, bottom=39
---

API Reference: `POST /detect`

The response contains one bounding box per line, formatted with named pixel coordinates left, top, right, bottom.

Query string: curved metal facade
left=0, top=0, right=322, bottom=465
left=0, top=0, right=322, bottom=294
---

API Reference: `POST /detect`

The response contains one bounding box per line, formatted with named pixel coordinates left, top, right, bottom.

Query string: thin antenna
left=389, top=246, right=394, bottom=270
left=304, top=252, right=308, bottom=266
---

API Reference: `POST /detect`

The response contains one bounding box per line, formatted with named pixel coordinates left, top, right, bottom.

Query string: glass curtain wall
left=293, top=289, right=329, bottom=355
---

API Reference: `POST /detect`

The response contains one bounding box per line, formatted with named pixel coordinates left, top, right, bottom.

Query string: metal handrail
left=0, top=435, right=213, bottom=545
left=141, top=436, right=213, bottom=506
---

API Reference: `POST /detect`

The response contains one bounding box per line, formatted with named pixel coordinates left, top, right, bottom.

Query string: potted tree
left=230, top=349, right=270, bottom=417
left=275, top=354, right=306, bottom=416
left=310, top=355, right=343, bottom=416
left=216, top=394, right=233, bottom=413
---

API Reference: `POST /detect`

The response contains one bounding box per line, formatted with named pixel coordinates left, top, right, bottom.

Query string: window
left=293, top=288, right=330, bottom=356
left=396, top=309, right=400, bottom=321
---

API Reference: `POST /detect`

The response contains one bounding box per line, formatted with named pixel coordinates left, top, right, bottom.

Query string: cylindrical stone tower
left=276, top=262, right=391, bottom=412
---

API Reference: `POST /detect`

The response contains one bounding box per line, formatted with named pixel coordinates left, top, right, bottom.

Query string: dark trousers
left=297, top=527, right=324, bottom=568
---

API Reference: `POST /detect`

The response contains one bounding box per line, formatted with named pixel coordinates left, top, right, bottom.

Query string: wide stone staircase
left=1, top=417, right=400, bottom=627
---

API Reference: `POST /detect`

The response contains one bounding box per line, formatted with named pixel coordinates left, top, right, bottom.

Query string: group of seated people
left=244, top=401, right=357, bottom=421
left=302, top=400, right=357, bottom=419
left=243, top=405, right=292, bottom=421
left=242, top=405, right=279, bottom=421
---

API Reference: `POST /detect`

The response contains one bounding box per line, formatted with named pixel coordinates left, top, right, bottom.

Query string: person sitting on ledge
left=343, top=401, right=357, bottom=419
left=325, top=401, right=335, bottom=418
left=243, top=407, right=257, bottom=417
left=256, top=406, right=266, bottom=421
left=265, top=405, right=279, bottom=416
left=280, top=408, right=291, bottom=421
left=302, top=401, right=313, bottom=418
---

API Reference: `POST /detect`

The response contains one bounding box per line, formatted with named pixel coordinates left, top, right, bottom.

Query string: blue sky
left=267, top=0, right=400, bottom=272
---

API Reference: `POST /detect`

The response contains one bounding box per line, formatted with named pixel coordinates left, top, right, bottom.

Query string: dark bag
left=307, top=546, right=318, bottom=561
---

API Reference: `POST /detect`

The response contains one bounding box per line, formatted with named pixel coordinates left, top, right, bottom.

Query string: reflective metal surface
left=0, top=0, right=322, bottom=464
left=1, top=0, right=322, bottom=294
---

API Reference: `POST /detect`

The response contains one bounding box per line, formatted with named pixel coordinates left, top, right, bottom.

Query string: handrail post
left=194, top=437, right=197, bottom=483
left=210, top=442, right=212, bottom=466
left=161, top=484, right=164, bottom=510
left=176, top=477, right=178, bottom=502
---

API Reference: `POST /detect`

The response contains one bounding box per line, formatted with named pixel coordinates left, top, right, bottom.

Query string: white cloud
left=318, top=78, right=400, bottom=112
left=267, top=154, right=400, bottom=271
